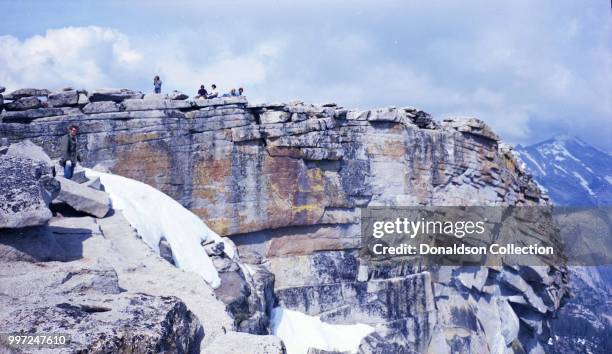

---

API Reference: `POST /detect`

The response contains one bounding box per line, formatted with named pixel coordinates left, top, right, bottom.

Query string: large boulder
left=4, top=96, right=43, bottom=111
left=88, top=88, right=144, bottom=102
left=55, top=176, right=111, bottom=218
left=6, top=139, right=53, bottom=166
left=3, top=88, right=49, bottom=100
left=0, top=155, right=55, bottom=228
left=0, top=256, right=204, bottom=353
left=0, top=107, right=64, bottom=122
left=83, top=101, right=124, bottom=114
left=48, top=89, right=80, bottom=107
left=168, top=90, right=189, bottom=100
left=442, top=117, right=500, bottom=141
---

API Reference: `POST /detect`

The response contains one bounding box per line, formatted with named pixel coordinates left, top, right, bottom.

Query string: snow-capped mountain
left=516, top=135, right=612, bottom=354
left=515, top=135, right=612, bottom=206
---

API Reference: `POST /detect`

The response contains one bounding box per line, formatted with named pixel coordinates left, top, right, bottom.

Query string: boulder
left=168, top=90, right=189, bottom=100
left=0, top=107, right=64, bottom=122
left=4, top=96, right=43, bottom=111
left=5, top=139, right=52, bottom=166
left=83, top=101, right=123, bottom=114
left=4, top=88, right=50, bottom=100
left=0, top=155, right=54, bottom=228
left=442, top=118, right=500, bottom=141
left=48, top=89, right=79, bottom=107
left=55, top=176, right=111, bottom=218
left=261, top=110, right=291, bottom=124
left=77, top=92, right=90, bottom=106
left=88, top=88, right=144, bottom=102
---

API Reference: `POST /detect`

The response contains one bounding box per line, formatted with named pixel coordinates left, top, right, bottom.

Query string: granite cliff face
left=1, top=87, right=568, bottom=353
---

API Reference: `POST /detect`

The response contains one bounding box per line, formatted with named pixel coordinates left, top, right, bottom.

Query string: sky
left=0, top=0, right=610, bottom=149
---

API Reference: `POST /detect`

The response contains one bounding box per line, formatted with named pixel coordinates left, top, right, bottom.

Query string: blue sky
left=0, top=0, right=610, bottom=149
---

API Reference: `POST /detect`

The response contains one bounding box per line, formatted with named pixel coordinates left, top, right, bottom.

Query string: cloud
left=0, top=26, right=282, bottom=97
left=0, top=26, right=143, bottom=90
left=0, top=0, right=609, bottom=149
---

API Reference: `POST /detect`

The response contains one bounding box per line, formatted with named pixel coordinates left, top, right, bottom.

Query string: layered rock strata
left=0, top=87, right=566, bottom=353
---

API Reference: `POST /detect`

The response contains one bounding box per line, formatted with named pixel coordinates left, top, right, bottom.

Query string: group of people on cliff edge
left=196, top=84, right=243, bottom=99
left=152, top=75, right=244, bottom=99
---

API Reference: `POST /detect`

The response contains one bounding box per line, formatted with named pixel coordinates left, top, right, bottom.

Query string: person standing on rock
left=59, top=125, right=81, bottom=179
left=238, top=87, right=244, bottom=96
left=153, top=75, right=162, bottom=94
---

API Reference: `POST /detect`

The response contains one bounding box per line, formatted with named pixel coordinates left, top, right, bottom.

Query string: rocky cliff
left=0, top=87, right=568, bottom=353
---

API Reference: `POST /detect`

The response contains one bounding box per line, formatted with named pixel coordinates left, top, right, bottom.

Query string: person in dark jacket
left=59, top=125, right=81, bottom=179
left=197, top=85, right=208, bottom=99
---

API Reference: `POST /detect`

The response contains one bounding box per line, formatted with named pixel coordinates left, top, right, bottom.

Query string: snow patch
left=271, top=307, right=375, bottom=354
left=85, top=169, right=234, bottom=288
left=519, top=151, right=546, bottom=176
left=606, top=176, right=612, bottom=185
left=572, top=171, right=595, bottom=197
left=553, top=164, right=568, bottom=174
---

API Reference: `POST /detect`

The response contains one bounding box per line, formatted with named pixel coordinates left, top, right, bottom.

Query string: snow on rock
left=85, top=169, right=235, bottom=288
left=271, top=307, right=374, bottom=354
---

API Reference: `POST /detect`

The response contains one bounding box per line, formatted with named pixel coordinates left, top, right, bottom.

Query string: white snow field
left=271, top=307, right=375, bottom=354
left=85, top=169, right=235, bottom=288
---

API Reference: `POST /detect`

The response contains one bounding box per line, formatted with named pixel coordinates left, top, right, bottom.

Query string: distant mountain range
left=516, top=135, right=611, bottom=353
left=515, top=135, right=612, bottom=206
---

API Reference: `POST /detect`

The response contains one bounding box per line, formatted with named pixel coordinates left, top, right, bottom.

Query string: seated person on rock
left=59, top=124, right=81, bottom=179
left=207, top=84, right=219, bottom=99
left=197, top=85, right=208, bottom=99
left=221, top=88, right=237, bottom=97
left=238, top=87, right=244, bottom=96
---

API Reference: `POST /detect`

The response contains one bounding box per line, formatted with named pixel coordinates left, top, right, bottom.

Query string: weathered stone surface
left=442, top=117, right=500, bottom=141
left=83, top=100, right=123, bottom=113
left=168, top=90, right=189, bottom=100
left=0, top=107, right=64, bottom=122
left=4, top=96, right=43, bottom=111
left=122, top=98, right=191, bottom=111
left=0, top=155, right=53, bottom=228
left=88, top=88, right=144, bottom=102
left=261, top=110, right=291, bottom=124
left=3, top=88, right=49, bottom=100
left=0, top=260, right=204, bottom=354
left=6, top=139, right=53, bottom=166
left=55, top=176, right=111, bottom=218
left=194, top=95, right=247, bottom=107
left=202, top=331, right=285, bottom=354
left=48, top=89, right=80, bottom=107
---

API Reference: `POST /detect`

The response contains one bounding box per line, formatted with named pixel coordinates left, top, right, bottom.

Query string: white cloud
left=0, top=26, right=281, bottom=96
left=0, top=26, right=143, bottom=90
